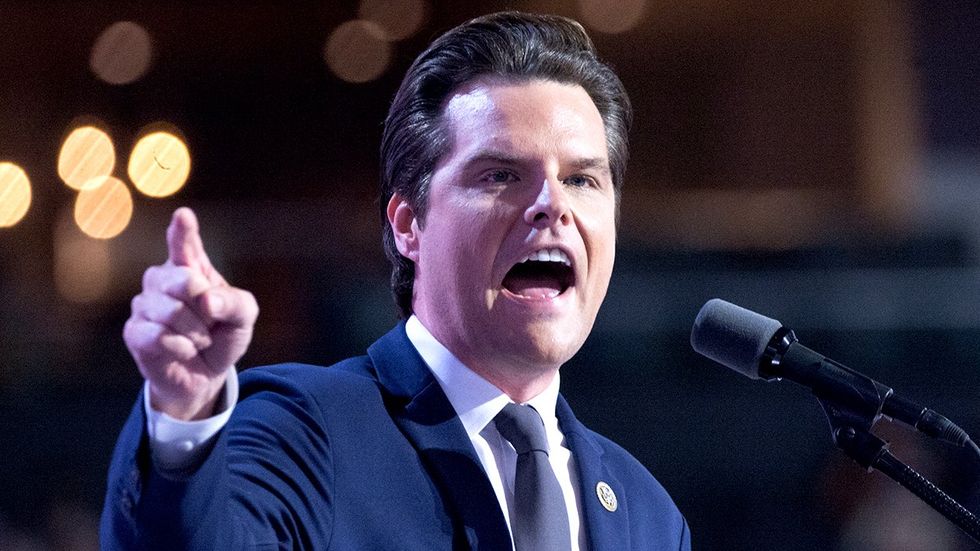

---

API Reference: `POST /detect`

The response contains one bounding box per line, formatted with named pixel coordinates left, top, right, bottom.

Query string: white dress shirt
left=146, top=315, right=584, bottom=549
left=405, top=316, right=585, bottom=551
left=144, top=364, right=238, bottom=471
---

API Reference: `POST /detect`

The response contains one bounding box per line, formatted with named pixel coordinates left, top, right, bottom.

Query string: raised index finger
left=166, top=207, right=214, bottom=275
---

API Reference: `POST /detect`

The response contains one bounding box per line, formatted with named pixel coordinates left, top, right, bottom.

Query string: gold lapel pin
left=596, top=481, right=618, bottom=512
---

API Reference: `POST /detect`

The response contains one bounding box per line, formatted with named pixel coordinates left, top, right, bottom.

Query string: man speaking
left=101, top=11, right=690, bottom=550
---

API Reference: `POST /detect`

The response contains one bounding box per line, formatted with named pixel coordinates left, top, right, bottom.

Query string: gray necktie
left=494, top=403, right=571, bottom=551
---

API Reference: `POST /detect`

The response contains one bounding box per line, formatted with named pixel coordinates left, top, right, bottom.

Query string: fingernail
left=208, top=293, right=225, bottom=316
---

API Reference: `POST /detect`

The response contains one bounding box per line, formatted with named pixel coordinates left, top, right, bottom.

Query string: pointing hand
left=123, top=207, right=259, bottom=420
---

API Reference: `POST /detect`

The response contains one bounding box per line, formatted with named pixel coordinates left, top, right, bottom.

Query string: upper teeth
left=519, top=248, right=571, bottom=266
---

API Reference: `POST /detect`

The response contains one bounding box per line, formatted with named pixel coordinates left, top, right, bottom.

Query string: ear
left=387, top=193, right=420, bottom=262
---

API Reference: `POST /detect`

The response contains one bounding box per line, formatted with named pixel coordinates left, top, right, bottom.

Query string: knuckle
left=142, top=266, right=158, bottom=289
left=163, top=267, right=195, bottom=296
left=122, top=318, right=136, bottom=341
left=160, top=296, right=182, bottom=320
left=135, top=292, right=174, bottom=323
left=242, top=291, right=259, bottom=318
left=145, top=263, right=190, bottom=293
left=125, top=321, right=152, bottom=353
left=160, top=333, right=196, bottom=361
left=133, top=321, right=165, bottom=347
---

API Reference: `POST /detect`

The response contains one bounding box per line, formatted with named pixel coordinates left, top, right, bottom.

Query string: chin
left=515, top=324, right=588, bottom=368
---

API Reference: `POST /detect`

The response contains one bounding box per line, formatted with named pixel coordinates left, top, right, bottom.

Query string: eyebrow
left=465, top=151, right=523, bottom=168
left=464, top=150, right=611, bottom=175
left=569, top=157, right=612, bottom=175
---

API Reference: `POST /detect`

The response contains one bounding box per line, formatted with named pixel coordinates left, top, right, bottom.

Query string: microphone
left=691, top=298, right=974, bottom=449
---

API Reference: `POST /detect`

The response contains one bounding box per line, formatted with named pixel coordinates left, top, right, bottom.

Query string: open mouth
left=502, top=248, right=574, bottom=299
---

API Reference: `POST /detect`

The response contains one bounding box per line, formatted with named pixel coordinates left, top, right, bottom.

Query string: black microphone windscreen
left=691, top=299, right=783, bottom=379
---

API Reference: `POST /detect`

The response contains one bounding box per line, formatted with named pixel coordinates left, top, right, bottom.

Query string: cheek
left=581, top=204, right=618, bottom=274
left=459, top=201, right=518, bottom=253
left=590, top=246, right=615, bottom=301
left=426, top=217, right=499, bottom=290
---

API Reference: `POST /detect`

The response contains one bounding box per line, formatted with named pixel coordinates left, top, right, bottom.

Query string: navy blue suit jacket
left=101, top=323, right=690, bottom=550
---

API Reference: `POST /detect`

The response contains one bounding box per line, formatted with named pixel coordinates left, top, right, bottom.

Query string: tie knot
left=495, top=403, right=549, bottom=455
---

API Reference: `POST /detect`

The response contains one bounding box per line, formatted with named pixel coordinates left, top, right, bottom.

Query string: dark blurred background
left=1, top=1, right=979, bottom=549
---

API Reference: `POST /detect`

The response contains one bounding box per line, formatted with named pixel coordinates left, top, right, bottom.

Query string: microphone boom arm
left=765, top=326, right=980, bottom=543
left=819, top=396, right=980, bottom=544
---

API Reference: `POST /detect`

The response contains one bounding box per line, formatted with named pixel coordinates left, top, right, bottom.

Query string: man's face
left=390, top=78, right=617, bottom=391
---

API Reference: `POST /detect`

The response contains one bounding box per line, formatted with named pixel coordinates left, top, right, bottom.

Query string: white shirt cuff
left=143, top=365, right=239, bottom=472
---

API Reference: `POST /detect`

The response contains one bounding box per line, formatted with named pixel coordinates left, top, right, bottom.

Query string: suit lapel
left=557, top=396, right=631, bottom=551
left=367, top=324, right=512, bottom=550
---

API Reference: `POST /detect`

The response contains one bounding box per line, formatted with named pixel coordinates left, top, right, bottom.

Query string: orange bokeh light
left=90, top=21, right=154, bottom=85
left=58, top=125, right=116, bottom=191
left=324, top=20, right=392, bottom=84
left=0, top=162, right=31, bottom=227
left=128, top=130, right=192, bottom=197
left=74, top=176, right=133, bottom=239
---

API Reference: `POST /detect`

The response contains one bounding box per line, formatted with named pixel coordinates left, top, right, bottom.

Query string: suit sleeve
left=678, top=517, right=691, bottom=551
left=100, top=368, right=335, bottom=550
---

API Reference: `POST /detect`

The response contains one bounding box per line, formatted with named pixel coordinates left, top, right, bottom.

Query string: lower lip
left=500, top=287, right=573, bottom=309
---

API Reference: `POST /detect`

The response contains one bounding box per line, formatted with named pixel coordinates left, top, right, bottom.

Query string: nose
left=524, top=178, right=571, bottom=229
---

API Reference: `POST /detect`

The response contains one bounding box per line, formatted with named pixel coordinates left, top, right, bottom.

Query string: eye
left=564, top=174, right=597, bottom=188
left=481, top=169, right=520, bottom=184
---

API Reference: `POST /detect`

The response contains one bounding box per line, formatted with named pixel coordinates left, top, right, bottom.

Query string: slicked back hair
left=380, top=11, right=632, bottom=317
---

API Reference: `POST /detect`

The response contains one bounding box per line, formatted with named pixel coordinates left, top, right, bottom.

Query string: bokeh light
left=578, top=0, right=647, bottom=34
left=128, top=130, right=192, bottom=197
left=58, top=125, right=116, bottom=191
left=358, top=0, right=430, bottom=41
left=74, top=176, right=133, bottom=239
left=55, top=210, right=112, bottom=303
left=324, top=20, right=392, bottom=83
left=90, top=21, right=154, bottom=85
left=0, top=162, right=31, bottom=228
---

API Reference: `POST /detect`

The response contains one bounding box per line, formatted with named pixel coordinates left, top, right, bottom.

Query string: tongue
left=503, top=273, right=563, bottom=298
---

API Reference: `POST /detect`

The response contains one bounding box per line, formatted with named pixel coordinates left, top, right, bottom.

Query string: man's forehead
left=437, top=77, right=611, bottom=169
left=441, top=82, right=497, bottom=123
left=441, top=76, right=598, bottom=123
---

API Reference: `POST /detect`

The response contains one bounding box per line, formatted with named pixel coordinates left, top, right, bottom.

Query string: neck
left=409, top=312, right=561, bottom=403
left=465, top=361, right=558, bottom=404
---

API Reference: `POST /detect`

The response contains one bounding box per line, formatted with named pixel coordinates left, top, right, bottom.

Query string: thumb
left=201, top=287, right=259, bottom=328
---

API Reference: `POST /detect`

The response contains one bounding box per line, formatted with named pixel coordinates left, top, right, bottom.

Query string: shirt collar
left=404, top=315, right=561, bottom=437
